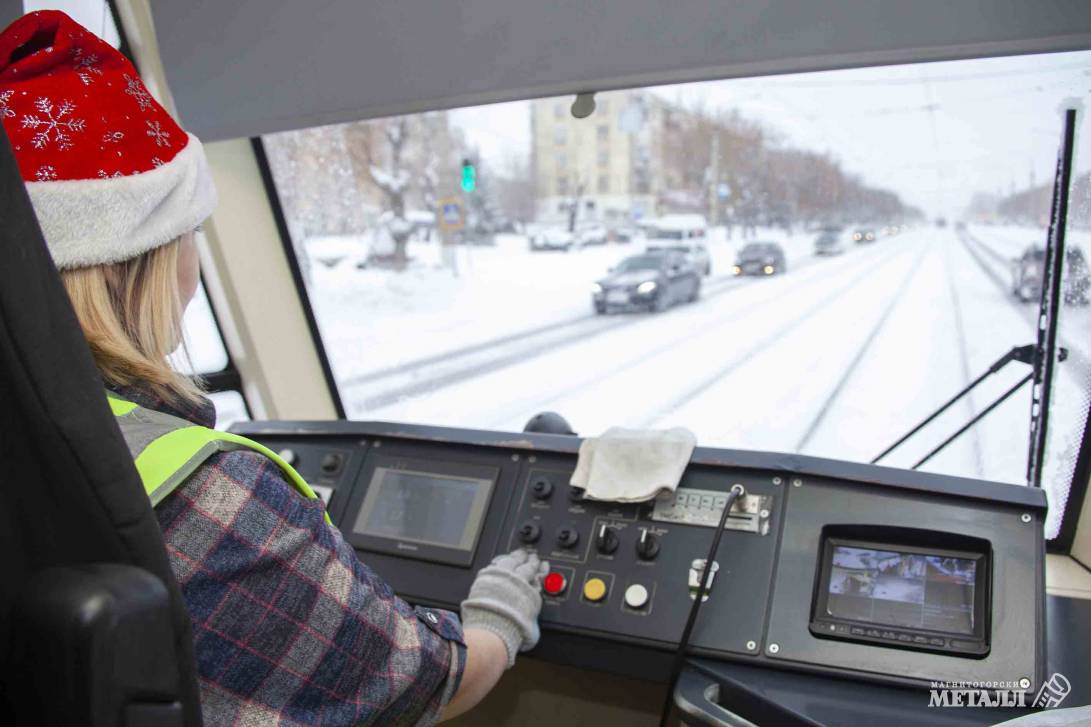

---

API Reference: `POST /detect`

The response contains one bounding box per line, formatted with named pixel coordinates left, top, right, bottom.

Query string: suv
left=1011, top=245, right=1090, bottom=305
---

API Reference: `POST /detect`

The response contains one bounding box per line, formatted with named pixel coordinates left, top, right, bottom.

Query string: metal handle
left=673, top=669, right=759, bottom=727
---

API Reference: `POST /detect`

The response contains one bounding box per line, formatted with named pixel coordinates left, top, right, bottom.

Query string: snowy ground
left=293, top=224, right=1090, bottom=538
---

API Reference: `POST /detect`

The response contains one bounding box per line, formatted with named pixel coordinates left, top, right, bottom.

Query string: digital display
left=352, top=467, right=494, bottom=551
left=825, top=546, right=978, bottom=635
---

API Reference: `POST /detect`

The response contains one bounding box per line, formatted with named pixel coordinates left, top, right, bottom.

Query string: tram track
left=345, top=249, right=838, bottom=411
left=633, top=240, right=925, bottom=429
left=476, top=240, right=912, bottom=429
left=792, top=241, right=930, bottom=453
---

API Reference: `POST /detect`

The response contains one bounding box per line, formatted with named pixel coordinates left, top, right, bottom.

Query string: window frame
left=250, top=137, right=347, bottom=419
left=103, top=0, right=252, bottom=422
left=247, top=77, right=1091, bottom=552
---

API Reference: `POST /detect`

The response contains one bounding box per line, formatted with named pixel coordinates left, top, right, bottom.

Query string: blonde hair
left=60, top=238, right=204, bottom=405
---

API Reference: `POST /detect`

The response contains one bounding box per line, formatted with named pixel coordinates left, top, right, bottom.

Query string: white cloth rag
left=571, top=427, right=697, bottom=503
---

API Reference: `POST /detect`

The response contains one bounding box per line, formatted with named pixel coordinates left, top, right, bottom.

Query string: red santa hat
left=0, top=10, right=216, bottom=270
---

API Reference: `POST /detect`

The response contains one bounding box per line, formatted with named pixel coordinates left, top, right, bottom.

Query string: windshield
left=264, top=50, right=1091, bottom=540
left=614, top=255, right=664, bottom=272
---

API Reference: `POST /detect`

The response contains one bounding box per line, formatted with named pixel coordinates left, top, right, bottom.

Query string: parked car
left=852, top=228, right=877, bottom=243
left=733, top=241, right=787, bottom=276
left=530, top=227, right=576, bottom=251
left=610, top=226, right=641, bottom=243
left=814, top=227, right=845, bottom=255
left=1011, top=245, right=1090, bottom=305
left=644, top=214, right=712, bottom=275
left=592, top=251, right=701, bottom=314
left=576, top=224, right=609, bottom=246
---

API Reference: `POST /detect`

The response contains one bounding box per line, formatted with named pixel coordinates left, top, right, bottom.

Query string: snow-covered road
left=305, top=224, right=1088, bottom=538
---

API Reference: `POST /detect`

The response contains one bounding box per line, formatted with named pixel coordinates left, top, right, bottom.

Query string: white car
left=530, top=227, right=576, bottom=251
left=576, top=224, right=608, bottom=246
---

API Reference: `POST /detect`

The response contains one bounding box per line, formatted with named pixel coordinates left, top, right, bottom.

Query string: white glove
left=460, top=549, right=549, bottom=667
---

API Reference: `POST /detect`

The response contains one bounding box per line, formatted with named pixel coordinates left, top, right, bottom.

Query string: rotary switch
left=518, top=522, right=541, bottom=544
left=595, top=524, right=620, bottom=555
left=635, top=528, right=660, bottom=561
left=556, top=524, right=580, bottom=549
left=530, top=476, right=553, bottom=500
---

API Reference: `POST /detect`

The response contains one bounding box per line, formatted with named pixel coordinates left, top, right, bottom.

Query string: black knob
left=635, top=528, right=660, bottom=561
left=556, top=524, right=580, bottom=549
left=320, top=453, right=343, bottom=474
left=518, top=522, right=541, bottom=544
left=568, top=486, right=585, bottom=502
left=596, top=524, right=620, bottom=555
left=531, top=477, right=554, bottom=500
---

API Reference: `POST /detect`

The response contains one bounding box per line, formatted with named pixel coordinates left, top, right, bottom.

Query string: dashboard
left=232, top=419, right=1048, bottom=693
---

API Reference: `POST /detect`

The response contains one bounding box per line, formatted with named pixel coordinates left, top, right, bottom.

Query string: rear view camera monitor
left=811, top=538, right=989, bottom=657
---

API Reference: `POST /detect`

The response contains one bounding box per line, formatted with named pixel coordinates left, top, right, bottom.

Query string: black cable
left=658, top=483, right=745, bottom=727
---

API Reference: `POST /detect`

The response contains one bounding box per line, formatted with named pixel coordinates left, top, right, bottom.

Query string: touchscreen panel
left=825, top=546, right=977, bottom=635
left=353, top=467, right=494, bottom=551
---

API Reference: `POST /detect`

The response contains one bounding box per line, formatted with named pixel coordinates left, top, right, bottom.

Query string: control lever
left=636, top=527, right=660, bottom=560
left=596, top=523, right=619, bottom=555
left=659, top=483, right=746, bottom=727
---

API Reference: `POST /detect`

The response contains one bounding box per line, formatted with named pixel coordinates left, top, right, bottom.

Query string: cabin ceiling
left=151, top=0, right=1091, bottom=141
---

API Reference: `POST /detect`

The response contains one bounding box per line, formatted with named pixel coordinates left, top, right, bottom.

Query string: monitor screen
left=352, top=467, right=494, bottom=551
left=824, top=545, right=978, bottom=635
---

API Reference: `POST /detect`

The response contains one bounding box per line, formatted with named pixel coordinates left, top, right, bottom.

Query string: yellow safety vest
left=107, top=394, right=332, bottom=526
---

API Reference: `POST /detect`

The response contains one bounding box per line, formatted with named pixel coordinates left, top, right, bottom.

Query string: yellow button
left=583, top=578, right=607, bottom=602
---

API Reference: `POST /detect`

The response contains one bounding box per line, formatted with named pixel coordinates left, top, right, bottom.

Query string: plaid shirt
left=111, top=386, right=466, bottom=727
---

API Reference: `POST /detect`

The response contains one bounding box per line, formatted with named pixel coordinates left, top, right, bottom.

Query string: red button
left=543, top=571, right=567, bottom=596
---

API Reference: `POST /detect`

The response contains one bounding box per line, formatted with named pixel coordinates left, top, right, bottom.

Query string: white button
left=624, top=584, right=649, bottom=609
left=278, top=448, right=298, bottom=465
left=426, top=612, right=438, bottom=624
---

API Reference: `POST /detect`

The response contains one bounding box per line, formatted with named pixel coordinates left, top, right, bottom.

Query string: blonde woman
left=1, top=11, right=545, bottom=726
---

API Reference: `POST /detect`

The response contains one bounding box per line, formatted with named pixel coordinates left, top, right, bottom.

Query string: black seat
left=0, top=123, right=202, bottom=725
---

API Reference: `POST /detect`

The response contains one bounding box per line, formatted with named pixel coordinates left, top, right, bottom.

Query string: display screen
left=825, top=545, right=978, bottom=635
left=352, top=467, right=494, bottom=551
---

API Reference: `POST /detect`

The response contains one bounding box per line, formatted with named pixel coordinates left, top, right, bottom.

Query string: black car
left=851, top=228, right=877, bottom=244
left=592, top=251, right=701, bottom=314
left=814, top=228, right=845, bottom=255
left=733, top=242, right=787, bottom=276
left=1011, top=245, right=1090, bottom=305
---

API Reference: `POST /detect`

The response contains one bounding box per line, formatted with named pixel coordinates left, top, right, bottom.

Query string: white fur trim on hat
left=25, top=133, right=217, bottom=270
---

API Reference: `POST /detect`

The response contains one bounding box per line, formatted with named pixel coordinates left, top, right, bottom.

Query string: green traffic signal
left=461, top=159, right=476, bottom=193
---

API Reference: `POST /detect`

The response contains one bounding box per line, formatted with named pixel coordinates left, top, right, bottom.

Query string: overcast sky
left=453, top=50, right=1091, bottom=219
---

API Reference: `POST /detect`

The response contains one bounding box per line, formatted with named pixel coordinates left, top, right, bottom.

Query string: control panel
left=231, top=420, right=1047, bottom=692
left=502, top=456, right=782, bottom=656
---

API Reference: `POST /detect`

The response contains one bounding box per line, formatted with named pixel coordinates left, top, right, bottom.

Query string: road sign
left=437, top=197, right=464, bottom=232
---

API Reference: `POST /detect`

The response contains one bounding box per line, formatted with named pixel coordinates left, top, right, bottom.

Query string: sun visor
left=149, top=0, right=1091, bottom=142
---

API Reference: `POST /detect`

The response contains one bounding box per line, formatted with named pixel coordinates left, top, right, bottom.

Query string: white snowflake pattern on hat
left=0, top=89, right=14, bottom=119
left=36, top=165, right=58, bottom=181
left=145, top=119, right=170, bottom=147
left=123, top=74, right=153, bottom=111
left=21, top=97, right=86, bottom=150
left=72, top=48, right=103, bottom=86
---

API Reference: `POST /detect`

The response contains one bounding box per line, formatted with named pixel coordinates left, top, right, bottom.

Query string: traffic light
left=461, top=158, right=476, bottom=193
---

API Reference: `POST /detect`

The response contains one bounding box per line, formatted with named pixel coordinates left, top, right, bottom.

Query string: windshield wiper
left=871, top=344, right=1065, bottom=470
